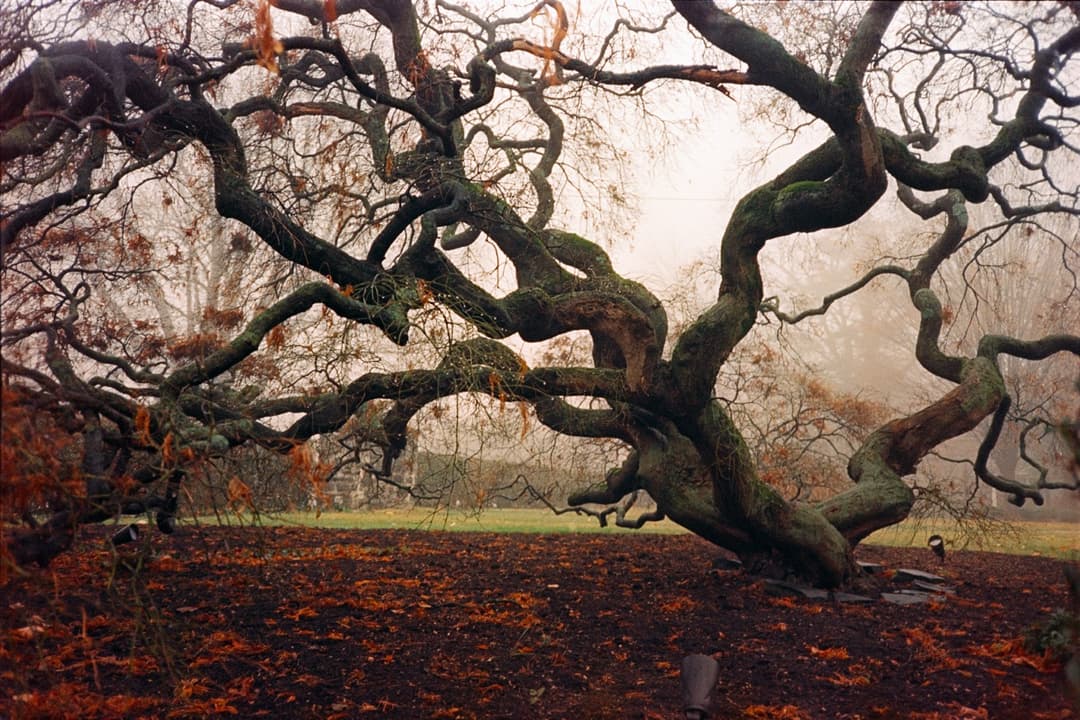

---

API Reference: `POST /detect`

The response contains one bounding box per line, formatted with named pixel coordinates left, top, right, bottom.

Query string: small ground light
left=928, top=534, right=945, bottom=563
left=681, top=653, right=720, bottom=719
left=110, top=524, right=139, bottom=546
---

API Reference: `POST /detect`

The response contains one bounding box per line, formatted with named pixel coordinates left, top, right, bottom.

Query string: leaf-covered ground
left=1, top=526, right=1076, bottom=719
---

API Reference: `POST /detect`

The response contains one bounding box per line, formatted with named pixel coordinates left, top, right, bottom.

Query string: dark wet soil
left=1, top=526, right=1076, bottom=719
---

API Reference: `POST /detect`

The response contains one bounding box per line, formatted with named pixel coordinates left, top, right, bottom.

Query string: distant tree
left=2, top=0, right=1078, bottom=586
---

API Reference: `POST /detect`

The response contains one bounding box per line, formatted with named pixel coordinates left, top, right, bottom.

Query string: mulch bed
left=1, top=525, right=1076, bottom=719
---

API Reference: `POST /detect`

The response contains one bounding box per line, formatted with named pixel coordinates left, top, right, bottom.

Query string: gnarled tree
left=2, top=0, right=1078, bottom=586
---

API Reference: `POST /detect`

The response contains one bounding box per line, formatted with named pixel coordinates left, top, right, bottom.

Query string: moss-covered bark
left=4, top=2, right=1078, bottom=581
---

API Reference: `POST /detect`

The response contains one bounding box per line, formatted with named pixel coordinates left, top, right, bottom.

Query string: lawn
left=192, top=507, right=687, bottom=534
left=190, top=508, right=1079, bottom=559
left=864, top=517, right=1078, bottom=559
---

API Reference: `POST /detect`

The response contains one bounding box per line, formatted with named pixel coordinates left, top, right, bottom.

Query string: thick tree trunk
left=2, top=514, right=75, bottom=569
left=626, top=410, right=860, bottom=588
left=634, top=356, right=1013, bottom=588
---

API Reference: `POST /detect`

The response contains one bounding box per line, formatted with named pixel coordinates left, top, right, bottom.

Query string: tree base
left=2, top=520, right=74, bottom=568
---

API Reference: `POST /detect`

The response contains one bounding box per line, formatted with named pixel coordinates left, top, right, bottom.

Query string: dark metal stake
left=110, top=524, right=140, bottom=546
left=928, top=534, right=945, bottom=563
left=681, top=653, right=720, bottom=719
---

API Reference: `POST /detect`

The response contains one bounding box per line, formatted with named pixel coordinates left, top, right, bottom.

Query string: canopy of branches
left=2, top=0, right=1077, bottom=586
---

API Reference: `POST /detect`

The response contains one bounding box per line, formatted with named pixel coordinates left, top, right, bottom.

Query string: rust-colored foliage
left=249, top=0, right=283, bottom=73
left=518, top=400, right=530, bottom=440
left=744, top=705, right=810, bottom=719
left=528, top=0, right=569, bottom=86
left=404, top=50, right=433, bottom=88
left=251, top=107, right=284, bottom=136
left=234, top=353, right=281, bottom=384
left=134, top=405, right=152, bottom=445
left=807, top=644, right=850, bottom=660
left=0, top=384, right=81, bottom=519
left=818, top=668, right=872, bottom=687
left=902, top=626, right=965, bottom=670
left=201, top=306, right=245, bottom=331
left=265, top=324, right=286, bottom=349
left=282, top=443, right=332, bottom=513
left=167, top=332, right=225, bottom=361
left=2, top=532, right=1070, bottom=719
left=416, top=278, right=434, bottom=305
left=226, top=476, right=254, bottom=511
left=749, top=363, right=891, bottom=502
